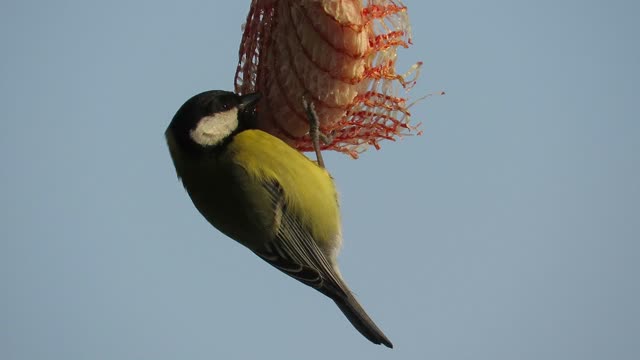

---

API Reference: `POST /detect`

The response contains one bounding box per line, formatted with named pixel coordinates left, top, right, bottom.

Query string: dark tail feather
left=333, top=293, right=393, bottom=348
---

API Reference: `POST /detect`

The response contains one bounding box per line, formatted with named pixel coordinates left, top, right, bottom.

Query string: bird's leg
left=302, top=96, right=333, bottom=169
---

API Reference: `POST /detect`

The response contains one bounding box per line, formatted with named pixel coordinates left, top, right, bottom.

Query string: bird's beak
left=238, top=93, right=261, bottom=111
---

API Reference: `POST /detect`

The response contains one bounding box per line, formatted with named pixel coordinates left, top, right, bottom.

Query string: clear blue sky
left=2, top=1, right=638, bottom=359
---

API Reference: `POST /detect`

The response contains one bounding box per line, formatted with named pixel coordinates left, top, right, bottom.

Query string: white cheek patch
left=189, top=108, right=239, bottom=146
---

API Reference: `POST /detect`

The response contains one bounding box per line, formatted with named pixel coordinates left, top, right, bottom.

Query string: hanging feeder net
left=234, top=0, right=422, bottom=158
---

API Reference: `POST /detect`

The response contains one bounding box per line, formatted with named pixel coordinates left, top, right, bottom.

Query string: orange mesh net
left=235, top=0, right=422, bottom=158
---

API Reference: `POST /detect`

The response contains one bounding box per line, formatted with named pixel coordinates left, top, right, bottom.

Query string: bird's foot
left=302, top=96, right=333, bottom=169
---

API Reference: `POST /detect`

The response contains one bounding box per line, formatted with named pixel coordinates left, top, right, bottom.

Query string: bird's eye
left=206, top=103, right=221, bottom=114
left=211, top=101, right=232, bottom=113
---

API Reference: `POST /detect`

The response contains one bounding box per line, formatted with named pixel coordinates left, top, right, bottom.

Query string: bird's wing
left=229, top=163, right=394, bottom=348
left=227, top=161, right=347, bottom=298
left=254, top=179, right=348, bottom=299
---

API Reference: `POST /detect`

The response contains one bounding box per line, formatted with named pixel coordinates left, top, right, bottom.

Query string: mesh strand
left=235, top=0, right=421, bottom=158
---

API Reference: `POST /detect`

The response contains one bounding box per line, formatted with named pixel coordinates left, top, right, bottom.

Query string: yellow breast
left=228, top=130, right=342, bottom=253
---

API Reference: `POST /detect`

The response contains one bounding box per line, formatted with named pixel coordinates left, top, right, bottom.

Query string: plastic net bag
left=235, top=0, right=422, bottom=158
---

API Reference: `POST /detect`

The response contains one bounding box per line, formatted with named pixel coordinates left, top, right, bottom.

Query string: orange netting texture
left=235, top=0, right=421, bottom=158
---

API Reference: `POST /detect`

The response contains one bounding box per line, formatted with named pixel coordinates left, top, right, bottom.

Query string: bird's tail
left=333, top=291, right=393, bottom=348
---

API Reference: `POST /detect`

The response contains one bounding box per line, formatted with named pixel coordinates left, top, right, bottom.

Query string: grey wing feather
left=252, top=179, right=393, bottom=348
left=255, top=180, right=347, bottom=299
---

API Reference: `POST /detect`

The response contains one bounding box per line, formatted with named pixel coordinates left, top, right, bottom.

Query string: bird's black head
left=166, top=90, right=260, bottom=156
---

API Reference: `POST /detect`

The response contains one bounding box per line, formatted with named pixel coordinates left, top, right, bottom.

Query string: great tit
left=165, top=90, right=392, bottom=348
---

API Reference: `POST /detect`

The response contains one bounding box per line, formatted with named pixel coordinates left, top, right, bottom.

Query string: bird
left=165, top=90, right=392, bottom=348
